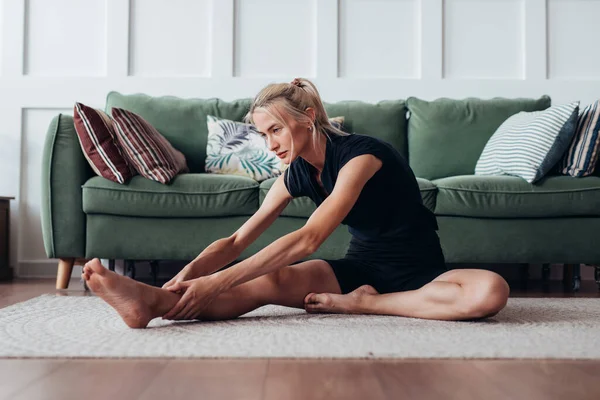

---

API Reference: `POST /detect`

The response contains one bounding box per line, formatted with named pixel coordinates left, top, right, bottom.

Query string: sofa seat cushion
left=416, top=177, right=438, bottom=212
left=83, top=174, right=259, bottom=217
left=433, top=175, right=600, bottom=218
left=259, top=177, right=438, bottom=218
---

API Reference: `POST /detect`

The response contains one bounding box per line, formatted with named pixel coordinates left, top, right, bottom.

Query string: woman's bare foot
left=303, top=285, right=379, bottom=314
left=82, top=259, right=178, bottom=329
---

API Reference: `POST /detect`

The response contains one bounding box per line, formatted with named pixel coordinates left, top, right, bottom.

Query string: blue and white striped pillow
left=558, top=100, right=600, bottom=177
left=475, top=102, right=579, bottom=183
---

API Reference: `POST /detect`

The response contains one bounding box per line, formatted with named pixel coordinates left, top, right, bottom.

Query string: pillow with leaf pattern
left=205, top=115, right=344, bottom=181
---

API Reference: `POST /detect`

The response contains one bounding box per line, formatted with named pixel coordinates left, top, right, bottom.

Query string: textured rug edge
left=2, top=295, right=600, bottom=360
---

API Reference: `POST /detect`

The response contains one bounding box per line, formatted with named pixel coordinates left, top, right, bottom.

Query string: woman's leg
left=305, top=269, right=510, bottom=321
left=190, top=259, right=342, bottom=320
left=82, top=258, right=341, bottom=328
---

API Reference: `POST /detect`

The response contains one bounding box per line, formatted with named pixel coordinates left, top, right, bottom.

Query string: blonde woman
left=82, top=78, right=509, bottom=329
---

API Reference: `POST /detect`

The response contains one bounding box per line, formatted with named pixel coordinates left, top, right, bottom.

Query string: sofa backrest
left=105, top=92, right=408, bottom=173
left=324, top=100, right=408, bottom=159
left=406, top=96, right=552, bottom=180
left=105, top=91, right=554, bottom=179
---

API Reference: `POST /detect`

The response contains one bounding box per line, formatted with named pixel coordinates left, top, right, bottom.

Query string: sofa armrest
left=41, top=114, right=94, bottom=258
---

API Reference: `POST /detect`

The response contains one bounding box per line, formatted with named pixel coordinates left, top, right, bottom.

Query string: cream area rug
left=0, top=294, right=599, bottom=359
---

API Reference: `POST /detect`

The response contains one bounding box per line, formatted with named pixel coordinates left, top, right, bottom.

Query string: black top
left=283, top=132, right=438, bottom=242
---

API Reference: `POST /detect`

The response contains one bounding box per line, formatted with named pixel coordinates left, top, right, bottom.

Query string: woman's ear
left=305, top=107, right=316, bottom=123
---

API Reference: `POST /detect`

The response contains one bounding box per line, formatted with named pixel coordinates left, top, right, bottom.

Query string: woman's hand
left=162, top=276, right=222, bottom=321
left=162, top=262, right=206, bottom=292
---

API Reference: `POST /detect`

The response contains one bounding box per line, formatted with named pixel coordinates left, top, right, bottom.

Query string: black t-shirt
left=283, top=132, right=438, bottom=242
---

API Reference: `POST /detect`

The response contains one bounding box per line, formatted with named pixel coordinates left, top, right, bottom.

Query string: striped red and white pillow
left=559, top=100, right=600, bottom=177
left=73, top=102, right=134, bottom=184
left=111, top=108, right=189, bottom=184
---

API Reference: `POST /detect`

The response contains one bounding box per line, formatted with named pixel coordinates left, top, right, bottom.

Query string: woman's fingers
left=162, top=278, right=177, bottom=289
left=163, top=287, right=195, bottom=320
left=183, top=304, right=202, bottom=320
left=182, top=307, right=194, bottom=321
left=165, top=281, right=188, bottom=293
left=173, top=302, right=195, bottom=320
left=162, top=295, right=187, bottom=320
left=165, top=283, right=179, bottom=292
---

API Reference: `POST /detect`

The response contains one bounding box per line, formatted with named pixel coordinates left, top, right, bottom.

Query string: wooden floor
left=0, top=277, right=599, bottom=400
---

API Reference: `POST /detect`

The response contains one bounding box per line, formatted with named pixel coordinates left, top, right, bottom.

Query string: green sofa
left=41, top=92, right=600, bottom=290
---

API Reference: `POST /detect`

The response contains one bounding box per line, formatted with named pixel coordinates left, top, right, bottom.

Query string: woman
left=82, top=78, right=509, bottom=329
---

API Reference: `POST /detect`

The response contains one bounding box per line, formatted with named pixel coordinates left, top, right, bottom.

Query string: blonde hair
left=245, top=77, right=350, bottom=189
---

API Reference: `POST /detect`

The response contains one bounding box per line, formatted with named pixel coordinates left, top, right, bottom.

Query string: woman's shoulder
left=332, top=132, right=392, bottom=154
left=331, top=131, right=384, bottom=144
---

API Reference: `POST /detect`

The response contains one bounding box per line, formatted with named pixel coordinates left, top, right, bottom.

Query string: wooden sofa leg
left=57, top=258, right=75, bottom=289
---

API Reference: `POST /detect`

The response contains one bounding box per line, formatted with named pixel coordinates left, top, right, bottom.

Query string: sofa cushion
left=73, top=102, right=134, bottom=184
left=475, top=102, right=579, bottom=183
left=111, top=108, right=189, bottom=184
left=407, top=96, right=551, bottom=180
left=105, top=92, right=252, bottom=173
left=324, top=100, right=408, bottom=158
left=259, top=176, right=437, bottom=218
left=433, top=175, right=600, bottom=218
left=205, top=116, right=344, bottom=182
left=558, top=99, right=600, bottom=177
left=82, top=174, right=259, bottom=217
left=205, top=115, right=283, bottom=181
left=106, top=93, right=408, bottom=173
left=416, top=177, right=437, bottom=211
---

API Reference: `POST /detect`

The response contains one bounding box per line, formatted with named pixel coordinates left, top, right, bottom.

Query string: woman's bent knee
left=465, top=274, right=510, bottom=319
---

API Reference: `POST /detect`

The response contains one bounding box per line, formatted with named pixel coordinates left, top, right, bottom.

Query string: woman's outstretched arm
left=211, top=154, right=382, bottom=293
left=161, top=155, right=382, bottom=320
left=163, top=174, right=293, bottom=288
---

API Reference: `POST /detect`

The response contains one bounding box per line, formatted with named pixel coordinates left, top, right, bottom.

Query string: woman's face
left=252, top=108, right=314, bottom=164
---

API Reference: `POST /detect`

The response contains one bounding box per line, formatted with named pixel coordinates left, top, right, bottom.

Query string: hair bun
left=290, top=78, right=303, bottom=87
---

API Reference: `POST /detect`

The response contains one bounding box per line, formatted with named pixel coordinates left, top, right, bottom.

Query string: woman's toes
left=88, top=259, right=106, bottom=275
left=304, top=293, right=316, bottom=304
left=313, top=294, right=329, bottom=305
left=304, top=302, right=322, bottom=313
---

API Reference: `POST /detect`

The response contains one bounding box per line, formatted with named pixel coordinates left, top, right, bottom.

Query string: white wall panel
left=523, top=0, right=546, bottom=80
left=0, top=2, right=3, bottom=75
left=0, top=111, right=20, bottom=198
left=234, top=0, right=315, bottom=77
left=19, top=108, right=72, bottom=263
left=339, top=0, right=419, bottom=78
left=129, top=0, right=211, bottom=77
left=106, top=0, right=130, bottom=77
left=24, top=0, right=106, bottom=76
left=443, top=0, right=524, bottom=79
left=548, top=0, right=600, bottom=79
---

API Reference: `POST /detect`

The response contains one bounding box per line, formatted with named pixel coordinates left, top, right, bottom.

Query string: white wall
left=1, top=0, right=599, bottom=280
